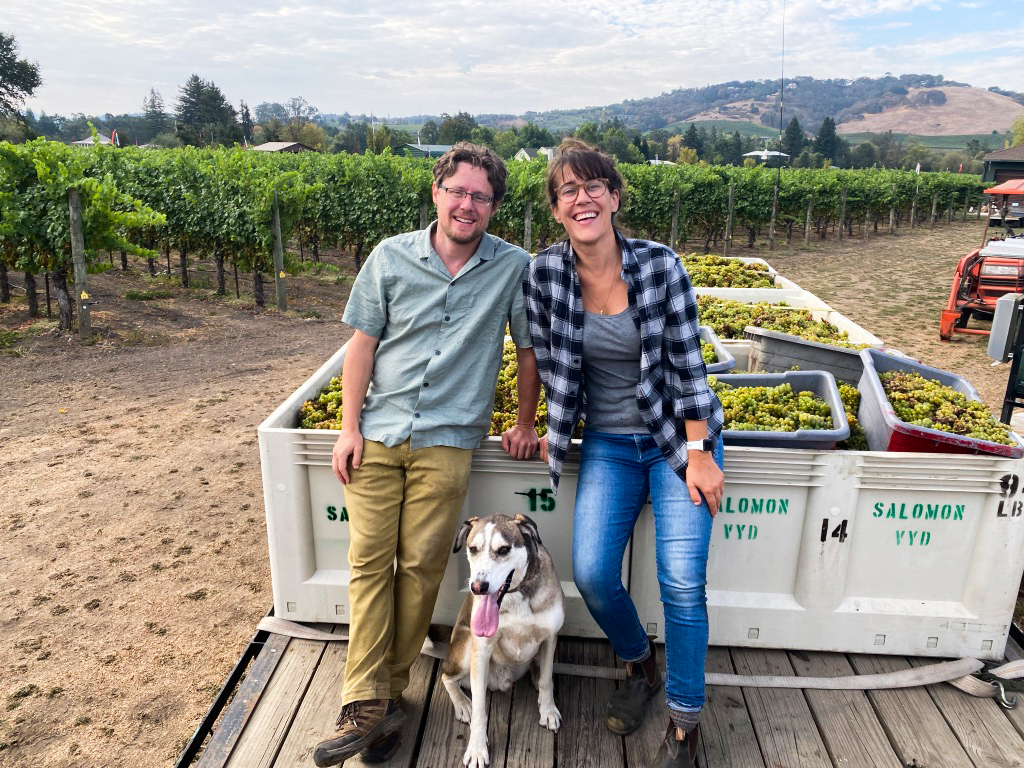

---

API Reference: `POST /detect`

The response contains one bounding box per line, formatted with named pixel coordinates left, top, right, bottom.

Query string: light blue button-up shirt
left=342, top=223, right=531, bottom=450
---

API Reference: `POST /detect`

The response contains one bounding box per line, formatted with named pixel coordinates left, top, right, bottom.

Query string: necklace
left=596, top=275, right=618, bottom=315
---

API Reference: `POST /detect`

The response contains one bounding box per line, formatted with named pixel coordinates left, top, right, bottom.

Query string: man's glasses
left=439, top=184, right=494, bottom=207
left=556, top=178, right=610, bottom=203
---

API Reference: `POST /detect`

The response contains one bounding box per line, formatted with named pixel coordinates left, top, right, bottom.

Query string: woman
left=525, top=139, right=724, bottom=767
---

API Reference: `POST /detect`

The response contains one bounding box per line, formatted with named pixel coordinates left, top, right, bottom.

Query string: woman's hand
left=686, top=450, right=724, bottom=516
left=538, top=435, right=549, bottom=462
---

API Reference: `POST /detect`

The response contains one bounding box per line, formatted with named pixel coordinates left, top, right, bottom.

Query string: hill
left=834, top=86, right=1024, bottom=136
left=501, top=74, right=1024, bottom=137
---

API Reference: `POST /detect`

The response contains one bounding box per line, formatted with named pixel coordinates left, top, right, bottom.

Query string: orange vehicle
left=939, top=179, right=1024, bottom=340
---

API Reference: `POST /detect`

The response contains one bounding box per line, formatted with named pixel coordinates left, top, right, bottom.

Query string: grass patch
left=0, top=329, right=19, bottom=348
left=125, top=289, right=172, bottom=301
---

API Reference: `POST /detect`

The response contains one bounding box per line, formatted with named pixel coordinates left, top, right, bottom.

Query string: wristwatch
left=685, top=438, right=715, bottom=452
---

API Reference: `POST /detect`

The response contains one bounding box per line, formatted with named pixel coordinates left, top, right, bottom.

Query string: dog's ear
left=453, top=517, right=478, bottom=553
left=514, top=513, right=541, bottom=556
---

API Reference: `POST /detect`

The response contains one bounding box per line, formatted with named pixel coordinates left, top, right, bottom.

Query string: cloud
left=4, top=0, right=1015, bottom=120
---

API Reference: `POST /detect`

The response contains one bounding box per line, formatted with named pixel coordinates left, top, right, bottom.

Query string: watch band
left=686, top=438, right=715, bottom=452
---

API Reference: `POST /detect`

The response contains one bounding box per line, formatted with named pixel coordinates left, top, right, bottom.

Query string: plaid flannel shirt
left=524, top=233, right=723, bottom=493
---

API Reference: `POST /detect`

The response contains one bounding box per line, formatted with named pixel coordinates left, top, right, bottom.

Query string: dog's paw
left=538, top=704, right=561, bottom=731
left=451, top=697, right=472, bottom=724
left=463, top=740, right=490, bottom=768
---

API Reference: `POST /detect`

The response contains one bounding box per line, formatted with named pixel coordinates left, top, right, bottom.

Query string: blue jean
left=572, top=430, right=722, bottom=716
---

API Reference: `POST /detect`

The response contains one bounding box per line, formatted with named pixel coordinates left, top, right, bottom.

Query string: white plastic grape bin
left=260, top=346, right=1024, bottom=659
left=257, top=341, right=619, bottom=638
left=630, top=447, right=1024, bottom=660
left=704, top=292, right=883, bottom=372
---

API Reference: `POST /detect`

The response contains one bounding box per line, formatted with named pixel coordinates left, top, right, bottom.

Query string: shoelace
left=336, top=703, right=360, bottom=729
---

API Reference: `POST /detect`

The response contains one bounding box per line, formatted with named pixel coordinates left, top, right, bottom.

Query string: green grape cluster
left=490, top=340, right=549, bottom=436
left=837, top=383, right=868, bottom=451
left=682, top=253, right=776, bottom=289
left=701, top=341, right=716, bottom=364
left=708, top=377, right=834, bottom=433
left=879, top=371, right=1015, bottom=446
left=696, top=296, right=866, bottom=348
left=299, top=343, right=552, bottom=436
left=298, top=376, right=344, bottom=429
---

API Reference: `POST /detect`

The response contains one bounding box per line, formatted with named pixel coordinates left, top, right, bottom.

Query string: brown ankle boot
left=654, top=722, right=699, bottom=768
left=312, top=698, right=406, bottom=767
left=605, top=638, right=662, bottom=735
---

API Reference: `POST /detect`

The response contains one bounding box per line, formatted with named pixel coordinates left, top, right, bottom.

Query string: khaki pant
left=341, top=439, right=473, bottom=704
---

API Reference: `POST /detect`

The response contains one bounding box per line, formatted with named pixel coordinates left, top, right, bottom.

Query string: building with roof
left=251, top=141, right=317, bottom=153
left=982, top=146, right=1024, bottom=184
left=70, top=135, right=112, bottom=147
left=401, top=143, right=452, bottom=158
left=513, top=147, right=555, bottom=162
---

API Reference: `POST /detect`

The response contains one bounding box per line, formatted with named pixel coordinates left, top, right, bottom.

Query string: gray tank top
left=582, top=309, right=647, bottom=433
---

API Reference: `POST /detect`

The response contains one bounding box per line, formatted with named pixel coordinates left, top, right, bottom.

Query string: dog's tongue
left=471, top=593, right=499, bottom=638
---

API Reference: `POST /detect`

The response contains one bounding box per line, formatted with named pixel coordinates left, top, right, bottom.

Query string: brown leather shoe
left=312, top=698, right=406, bottom=767
left=361, top=731, right=401, bottom=763
left=653, top=722, right=699, bottom=768
left=606, top=639, right=662, bottom=735
left=362, top=696, right=404, bottom=763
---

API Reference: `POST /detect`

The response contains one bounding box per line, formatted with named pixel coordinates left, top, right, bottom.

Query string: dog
left=441, top=513, right=565, bottom=768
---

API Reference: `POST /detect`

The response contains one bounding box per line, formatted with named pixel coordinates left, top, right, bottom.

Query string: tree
left=781, top=117, right=805, bottom=160
left=0, top=32, right=41, bottom=117
left=239, top=100, right=254, bottom=143
left=419, top=120, right=439, bottom=144
left=438, top=111, right=477, bottom=144
left=1010, top=116, right=1024, bottom=148
left=175, top=75, right=241, bottom=146
left=142, top=88, right=168, bottom=142
left=681, top=123, right=704, bottom=157
left=813, top=117, right=839, bottom=160
left=519, top=122, right=554, bottom=148
left=255, top=102, right=289, bottom=123
left=286, top=96, right=319, bottom=125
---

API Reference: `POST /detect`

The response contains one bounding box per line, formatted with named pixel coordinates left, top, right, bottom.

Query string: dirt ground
left=0, top=220, right=1018, bottom=767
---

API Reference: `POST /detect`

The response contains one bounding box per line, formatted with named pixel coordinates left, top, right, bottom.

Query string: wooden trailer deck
left=183, top=627, right=1024, bottom=768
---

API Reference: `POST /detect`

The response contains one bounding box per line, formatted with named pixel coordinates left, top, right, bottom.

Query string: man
left=313, top=143, right=541, bottom=767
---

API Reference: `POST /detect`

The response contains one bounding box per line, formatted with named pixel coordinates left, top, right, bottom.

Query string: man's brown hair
left=433, top=142, right=508, bottom=204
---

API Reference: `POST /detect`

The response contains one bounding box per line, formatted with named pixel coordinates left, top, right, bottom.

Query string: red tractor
left=939, top=179, right=1024, bottom=340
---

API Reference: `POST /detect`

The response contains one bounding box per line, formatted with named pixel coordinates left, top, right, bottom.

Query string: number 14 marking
left=820, top=518, right=849, bottom=543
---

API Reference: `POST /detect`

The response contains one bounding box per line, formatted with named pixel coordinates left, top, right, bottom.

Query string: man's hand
left=501, top=424, right=539, bottom=460
left=686, top=450, right=724, bottom=516
left=332, top=429, right=363, bottom=485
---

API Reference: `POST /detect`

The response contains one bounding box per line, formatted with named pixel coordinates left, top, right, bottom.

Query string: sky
left=6, top=0, right=1024, bottom=121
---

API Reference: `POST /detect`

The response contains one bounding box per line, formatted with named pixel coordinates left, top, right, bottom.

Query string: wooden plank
left=624, top=644, right=668, bottom=768
left=224, top=630, right=333, bottom=768
left=556, top=637, right=623, bottom=768
left=1002, top=636, right=1024, bottom=740
left=364, top=653, right=437, bottom=768
left=730, top=648, right=830, bottom=768
left=700, top=647, right=764, bottom=768
left=848, top=654, right=972, bottom=768
left=270, top=627, right=347, bottom=766
left=273, top=637, right=437, bottom=768
left=503, top=675, right=556, bottom=768
left=908, top=656, right=1024, bottom=767
left=196, top=632, right=291, bottom=768
left=418, top=652, right=479, bottom=768
left=787, top=650, right=901, bottom=768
